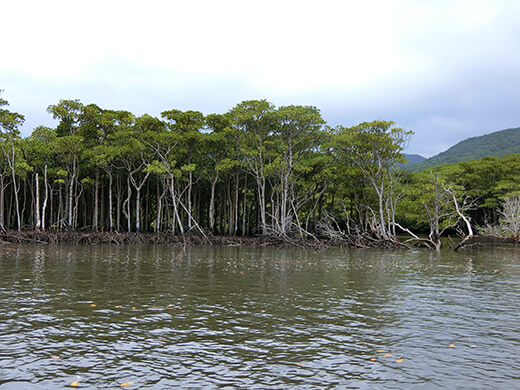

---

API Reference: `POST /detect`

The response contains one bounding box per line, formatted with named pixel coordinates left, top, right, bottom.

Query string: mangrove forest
left=1, top=91, right=520, bottom=248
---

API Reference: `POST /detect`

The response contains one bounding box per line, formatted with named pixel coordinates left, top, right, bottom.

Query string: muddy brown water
left=0, top=244, right=519, bottom=389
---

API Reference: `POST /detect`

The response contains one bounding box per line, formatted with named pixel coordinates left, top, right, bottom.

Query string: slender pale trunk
left=0, top=174, right=4, bottom=231
left=257, top=175, right=267, bottom=235
left=41, top=165, right=48, bottom=231
left=93, top=168, right=99, bottom=231
left=170, top=177, right=184, bottom=235
left=209, top=172, right=218, bottom=233
left=234, top=172, right=239, bottom=236
left=135, top=188, right=141, bottom=233
left=10, top=157, right=21, bottom=232
left=227, top=181, right=234, bottom=235
left=129, top=171, right=150, bottom=234
left=242, top=175, right=247, bottom=236
left=67, top=159, right=76, bottom=230
left=35, top=173, right=40, bottom=230
left=187, top=172, right=193, bottom=230
left=108, top=171, right=113, bottom=232
left=123, top=176, right=132, bottom=232
left=156, top=179, right=161, bottom=233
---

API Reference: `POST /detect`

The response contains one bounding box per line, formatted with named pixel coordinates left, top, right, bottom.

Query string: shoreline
left=1, top=230, right=515, bottom=250
left=0, top=230, right=332, bottom=249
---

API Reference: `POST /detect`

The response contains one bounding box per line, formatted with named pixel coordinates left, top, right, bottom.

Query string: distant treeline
left=1, top=92, right=519, bottom=248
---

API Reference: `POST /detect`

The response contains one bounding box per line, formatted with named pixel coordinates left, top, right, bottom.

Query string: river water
left=0, top=244, right=519, bottom=389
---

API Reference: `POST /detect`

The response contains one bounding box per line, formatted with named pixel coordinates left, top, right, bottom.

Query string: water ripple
left=0, top=244, right=519, bottom=388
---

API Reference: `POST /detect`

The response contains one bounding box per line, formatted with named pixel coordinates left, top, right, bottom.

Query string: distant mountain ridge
left=406, top=126, right=520, bottom=171
left=403, top=153, right=426, bottom=165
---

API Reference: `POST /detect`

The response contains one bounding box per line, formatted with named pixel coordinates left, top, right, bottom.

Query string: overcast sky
left=2, top=0, right=519, bottom=157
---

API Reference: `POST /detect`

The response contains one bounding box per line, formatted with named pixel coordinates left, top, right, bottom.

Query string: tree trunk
left=93, top=168, right=99, bottom=231
left=0, top=175, right=4, bottom=231
left=123, top=175, right=132, bottom=232
left=209, top=173, right=218, bottom=233
left=35, top=172, right=40, bottom=230
left=170, top=177, right=184, bottom=235
left=108, top=171, right=113, bottom=232
left=234, top=172, right=239, bottom=236
left=41, top=165, right=48, bottom=231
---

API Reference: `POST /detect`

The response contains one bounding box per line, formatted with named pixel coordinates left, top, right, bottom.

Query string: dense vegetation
left=406, top=127, right=520, bottom=171
left=1, top=91, right=519, bottom=248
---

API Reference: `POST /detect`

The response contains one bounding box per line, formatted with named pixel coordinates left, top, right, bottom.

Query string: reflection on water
left=0, top=244, right=519, bottom=389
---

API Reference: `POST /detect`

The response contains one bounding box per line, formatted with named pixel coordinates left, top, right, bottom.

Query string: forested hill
left=402, top=153, right=426, bottom=165
left=406, top=127, right=520, bottom=171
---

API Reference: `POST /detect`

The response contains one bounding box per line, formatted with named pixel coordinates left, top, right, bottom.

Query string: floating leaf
left=51, top=355, right=60, bottom=359
left=120, top=382, right=134, bottom=387
left=449, top=344, right=455, bottom=348
left=70, top=381, right=80, bottom=387
left=376, top=349, right=384, bottom=352
left=131, top=307, right=136, bottom=310
left=370, top=358, right=377, bottom=361
left=168, top=306, right=174, bottom=310
left=396, top=359, right=404, bottom=363
left=115, top=305, right=121, bottom=309
left=295, top=363, right=303, bottom=366
left=384, top=353, right=392, bottom=357
left=90, top=304, right=96, bottom=307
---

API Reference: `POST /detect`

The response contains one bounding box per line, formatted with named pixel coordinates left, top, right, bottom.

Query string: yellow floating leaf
left=178, top=306, right=183, bottom=310
left=377, top=315, right=382, bottom=318
left=396, top=359, right=404, bottom=363
left=70, top=381, right=80, bottom=387
left=90, top=304, right=96, bottom=307
left=343, top=282, right=348, bottom=284
left=295, top=363, right=303, bottom=366
left=376, top=349, right=384, bottom=352
left=168, top=306, right=174, bottom=310
left=160, top=338, right=167, bottom=342
left=51, top=355, right=60, bottom=359
left=384, top=353, right=392, bottom=357
left=114, top=305, right=121, bottom=309
left=120, top=382, right=134, bottom=387
left=370, top=358, right=377, bottom=361
left=131, top=307, right=136, bottom=310
left=152, top=306, right=157, bottom=309
left=388, top=293, right=393, bottom=296
left=449, top=344, right=455, bottom=348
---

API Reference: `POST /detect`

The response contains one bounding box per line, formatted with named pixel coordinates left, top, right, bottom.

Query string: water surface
left=0, top=244, right=519, bottom=388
